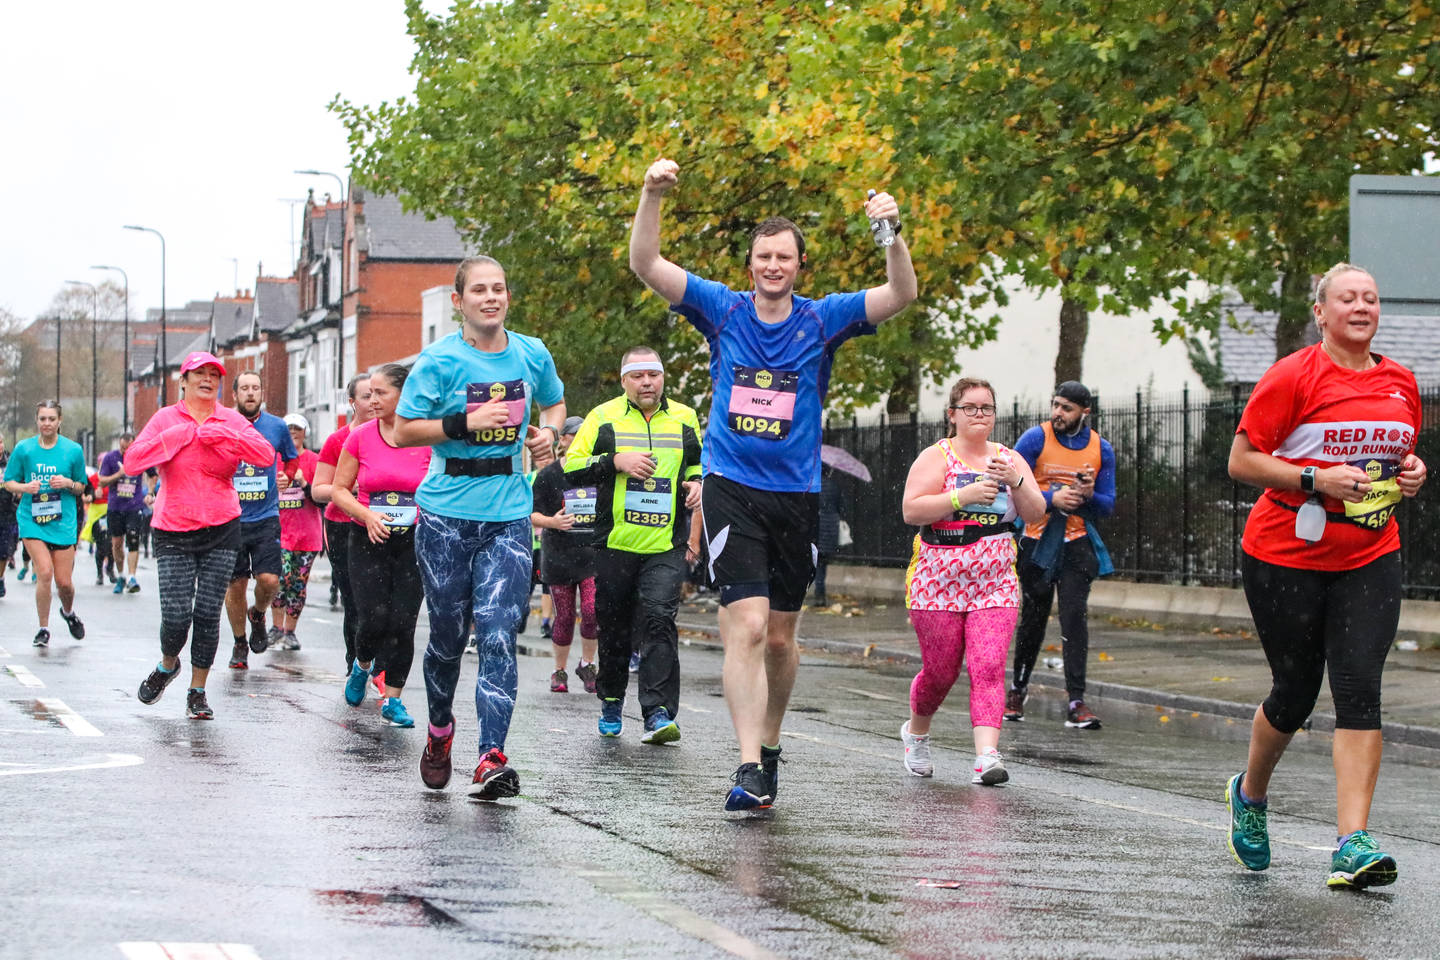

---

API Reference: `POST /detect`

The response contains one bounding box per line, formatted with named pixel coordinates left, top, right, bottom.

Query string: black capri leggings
left=326, top=517, right=359, bottom=668
left=157, top=545, right=240, bottom=670
left=1242, top=550, right=1400, bottom=733
left=348, top=525, right=424, bottom=690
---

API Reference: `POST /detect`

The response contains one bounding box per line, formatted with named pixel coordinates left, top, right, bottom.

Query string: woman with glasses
left=898, top=378, right=1044, bottom=784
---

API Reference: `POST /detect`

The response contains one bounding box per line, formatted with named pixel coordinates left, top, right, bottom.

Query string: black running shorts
left=700, top=474, right=818, bottom=612
left=231, top=516, right=283, bottom=580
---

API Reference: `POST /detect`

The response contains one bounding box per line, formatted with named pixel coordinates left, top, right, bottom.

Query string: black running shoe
left=186, top=687, right=214, bottom=719
left=32, top=628, right=49, bottom=648
left=228, top=641, right=249, bottom=670
left=58, top=608, right=85, bottom=639
left=725, top=762, right=773, bottom=811
left=247, top=607, right=268, bottom=653
left=760, top=744, right=784, bottom=803
left=137, top=663, right=180, bottom=704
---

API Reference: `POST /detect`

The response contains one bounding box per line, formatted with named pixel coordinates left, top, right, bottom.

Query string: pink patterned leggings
left=550, top=577, right=597, bottom=647
left=909, top=607, right=1019, bottom=728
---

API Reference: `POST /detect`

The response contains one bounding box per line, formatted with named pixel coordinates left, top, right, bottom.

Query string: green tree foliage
left=336, top=0, right=1440, bottom=411
left=334, top=0, right=998, bottom=417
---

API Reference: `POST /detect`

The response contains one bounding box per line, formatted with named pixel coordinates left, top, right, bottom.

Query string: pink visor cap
left=179, top=351, right=227, bottom=376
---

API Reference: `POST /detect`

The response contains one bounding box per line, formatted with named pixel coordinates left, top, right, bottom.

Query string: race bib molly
left=370, top=491, right=418, bottom=529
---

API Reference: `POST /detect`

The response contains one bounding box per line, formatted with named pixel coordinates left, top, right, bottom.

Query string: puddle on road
left=313, top=889, right=463, bottom=928
left=10, top=698, right=67, bottom=730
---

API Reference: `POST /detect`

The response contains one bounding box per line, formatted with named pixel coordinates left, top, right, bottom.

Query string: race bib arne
left=727, top=365, right=797, bottom=440
left=1342, top=458, right=1403, bottom=530
left=623, top=476, right=673, bottom=528
left=562, top=486, right=598, bottom=530
left=233, top=463, right=270, bottom=502
left=30, top=491, right=61, bottom=523
left=278, top=486, right=305, bottom=510
left=465, top=380, right=527, bottom=446
left=370, top=491, right=418, bottom=530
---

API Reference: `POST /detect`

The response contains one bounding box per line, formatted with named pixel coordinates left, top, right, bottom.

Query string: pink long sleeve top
left=124, top=402, right=278, bottom=532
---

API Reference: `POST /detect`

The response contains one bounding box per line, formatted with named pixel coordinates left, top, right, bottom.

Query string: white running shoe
left=972, top=748, right=1009, bottom=786
left=900, top=721, right=933, bottom=777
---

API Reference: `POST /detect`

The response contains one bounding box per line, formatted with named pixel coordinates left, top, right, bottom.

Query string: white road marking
left=834, top=686, right=897, bottom=702
left=0, top=645, right=10, bottom=658
left=5, top=664, right=45, bottom=688
left=0, top=753, right=143, bottom=777
left=682, top=705, right=712, bottom=714
left=307, top=617, right=335, bottom=625
left=118, top=944, right=262, bottom=960
left=38, top=698, right=102, bottom=737
left=575, top=865, right=788, bottom=960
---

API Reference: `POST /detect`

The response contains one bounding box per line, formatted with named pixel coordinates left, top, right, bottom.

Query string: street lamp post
left=65, top=279, right=98, bottom=459
left=294, top=169, right=347, bottom=397
left=123, top=225, right=167, bottom=407
left=91, top=264, right=129, bottom=430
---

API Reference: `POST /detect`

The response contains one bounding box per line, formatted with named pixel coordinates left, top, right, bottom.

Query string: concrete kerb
left=672, top=618, right=1440, bottom=751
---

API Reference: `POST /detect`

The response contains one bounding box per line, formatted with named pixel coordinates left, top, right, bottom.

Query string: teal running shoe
left=380, top=697, right=415, bottom=728
left=1226, top=773, right=1270, bottom=871
left=598, top=698, right=623, bottom=737
left=1327, top=830, right=1397, bottom=889
left=344, top=660, right=370, bottom=707
left=640, top=709, right=680, bottom=745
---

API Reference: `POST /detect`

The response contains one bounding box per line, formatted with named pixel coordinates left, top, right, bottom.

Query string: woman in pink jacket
left=126, top=352, right=277, bottom=720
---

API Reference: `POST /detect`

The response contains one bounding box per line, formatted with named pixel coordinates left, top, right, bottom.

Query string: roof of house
left=1219, top=305, right=1440, bottom=384
left=307, top=204, right=344, bottom=256
left=355, top=190, right=471, bottom=261
left=211, top=297, right=254, bottom=347
left=254, top=278, right=299, bottom=334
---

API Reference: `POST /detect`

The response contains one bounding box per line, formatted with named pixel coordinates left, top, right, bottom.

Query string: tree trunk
left=1273, top=260, right=1315, bottom=360
left=885, top=360, right=919, bottom=415
left=1054, top=295, right=1089, bottom=386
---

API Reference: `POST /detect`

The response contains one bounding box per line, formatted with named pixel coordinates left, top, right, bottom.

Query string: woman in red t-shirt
left=270, top=414, right=323, bottom=650
left=1225, top=264, right=1427, bottom=890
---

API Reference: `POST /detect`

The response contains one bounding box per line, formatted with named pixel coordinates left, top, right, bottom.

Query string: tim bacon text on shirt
left=1272, top=421, right=1415, bottom=462
left=465, top=380, right=527, bottom=446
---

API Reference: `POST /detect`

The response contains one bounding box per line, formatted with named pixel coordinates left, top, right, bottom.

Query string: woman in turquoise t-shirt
left=1, top=401, right=89, bottom=647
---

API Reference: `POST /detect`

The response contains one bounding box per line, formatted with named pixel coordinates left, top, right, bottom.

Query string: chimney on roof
left=323, top=193, right=332, bottom=204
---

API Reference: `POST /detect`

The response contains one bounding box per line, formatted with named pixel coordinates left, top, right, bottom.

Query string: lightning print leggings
left=909, top=607, right=1019, bottom=728
left=414, top=511, right=531, bottom=755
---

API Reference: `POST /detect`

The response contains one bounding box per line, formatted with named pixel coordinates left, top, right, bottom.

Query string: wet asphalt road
left=3, top=559, right=1439, bottom=960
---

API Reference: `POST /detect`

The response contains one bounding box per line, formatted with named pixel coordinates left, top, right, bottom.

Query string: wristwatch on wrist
left=1300, top=465, right=1317, bottom=494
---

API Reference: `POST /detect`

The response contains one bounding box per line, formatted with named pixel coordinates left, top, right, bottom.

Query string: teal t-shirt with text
left=3, top=435, right=88, bottom=544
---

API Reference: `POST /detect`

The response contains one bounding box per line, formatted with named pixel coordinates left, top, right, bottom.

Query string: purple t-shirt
left=343, top=420, right=432, bottom=531
left=101, top=449, right=148, bottom=514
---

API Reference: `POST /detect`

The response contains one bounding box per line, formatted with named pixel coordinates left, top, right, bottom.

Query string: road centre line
left=38, top=698, right=102, bottom=737
left=5, top=664, right=44, bottom=688
left=574, top=865, right=788, bottom=960
left=118, top=944, right=262, bottom=960
left=834, top=686, right=898, bottom=702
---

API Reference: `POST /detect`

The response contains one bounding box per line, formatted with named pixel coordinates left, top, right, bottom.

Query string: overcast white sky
left=1, top=0, right=443, bottom=321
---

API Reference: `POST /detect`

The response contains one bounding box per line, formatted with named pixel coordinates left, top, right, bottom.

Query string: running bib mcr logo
left=465, top=380, right=527, bottom=446
left=233, top=462, right=270, bottom=501
left=728, top=365, right=797, bottom=440
left=624, top=476, right=673, bottom=527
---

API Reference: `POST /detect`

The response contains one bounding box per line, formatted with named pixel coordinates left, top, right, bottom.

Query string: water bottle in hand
left=868, top=189, right=895, bottom=248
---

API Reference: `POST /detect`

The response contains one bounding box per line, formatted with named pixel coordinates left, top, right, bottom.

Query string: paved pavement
left=4, top=553, right=1440, bottom=959
left=676, top=588, right=1440, bottom=748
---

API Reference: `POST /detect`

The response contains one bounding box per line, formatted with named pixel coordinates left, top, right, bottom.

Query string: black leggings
left=1242, top=550, right=1400, bottom=733
left=1012, top=536, right=1098, bottom=701
left=348, top=526, right=424, bottom=690
left=157, top=546, right=239, bottom=670
left=326, top=518, right=359, bottom=668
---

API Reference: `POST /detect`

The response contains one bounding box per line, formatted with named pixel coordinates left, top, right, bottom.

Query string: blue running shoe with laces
left=725, top=762, right=773, bottom=812
left=112, top=578, right=126, bottom=594
left=1226, top=772, right=1270, bottom=871
left=598, top=698, right=623, bottom=737
left=344, top=660, right=370, bottom=707
left=380, top=697, right=415, bottom=728
left=641, top=708, right=680, bottom=745
left=1327, top=830, right=1397, bottom=889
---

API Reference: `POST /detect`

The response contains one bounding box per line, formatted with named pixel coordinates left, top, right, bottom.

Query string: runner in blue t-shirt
left=394, top=254, right=566, bottom=801
left=98, top=430, right=155, bottom=595
left=629, top=157, right=918, bottom=811
left=223, top=371, right=299, bottom=668
left=2, top=401, right=89, bottom=647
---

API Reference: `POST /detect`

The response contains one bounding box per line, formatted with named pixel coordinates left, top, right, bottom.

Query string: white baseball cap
left=283, top=414, right=309, bottom=432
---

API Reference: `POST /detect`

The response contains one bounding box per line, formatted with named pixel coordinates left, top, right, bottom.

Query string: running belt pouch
left=920, top=522, right=1012, bottom=547
left=443, top=457, right=512, bottom=477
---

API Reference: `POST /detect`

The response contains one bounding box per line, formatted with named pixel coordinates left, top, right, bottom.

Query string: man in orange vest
left=1005, top=381, right=1115, bottom=729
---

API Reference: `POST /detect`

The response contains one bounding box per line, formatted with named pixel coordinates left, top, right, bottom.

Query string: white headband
left=621, top=361, right=664, bottom=375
